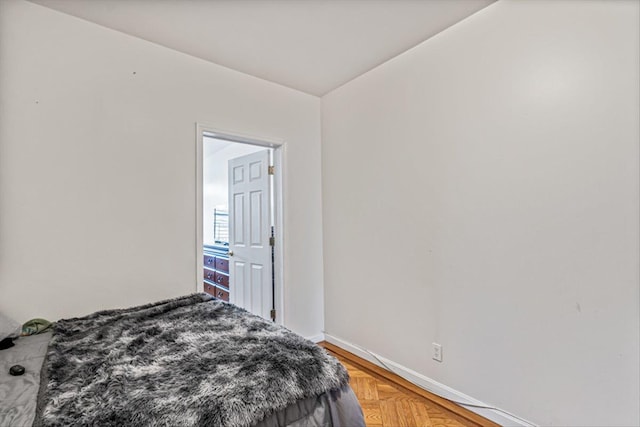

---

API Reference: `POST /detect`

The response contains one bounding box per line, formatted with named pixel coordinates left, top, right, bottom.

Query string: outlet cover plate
left=432, top=342, right=443, bottom=362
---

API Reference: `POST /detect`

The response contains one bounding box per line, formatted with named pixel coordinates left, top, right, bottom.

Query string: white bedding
left=0, top=332, right=51, bottom=427
left=1, top=331, right=363, bottom=427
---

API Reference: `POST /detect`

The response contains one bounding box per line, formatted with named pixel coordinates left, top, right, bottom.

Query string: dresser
left=203, top=245, right=230, bottom=302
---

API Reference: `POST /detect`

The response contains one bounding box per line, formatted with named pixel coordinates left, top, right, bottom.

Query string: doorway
left=196, top=125, right=284, bottom=323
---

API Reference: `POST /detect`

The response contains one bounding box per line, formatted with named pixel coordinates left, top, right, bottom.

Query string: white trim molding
left=195, top=123, right=286, bottom=326
left=305, top=333, right=325, bottom=343
left=324, top=333, right=536, bottom=427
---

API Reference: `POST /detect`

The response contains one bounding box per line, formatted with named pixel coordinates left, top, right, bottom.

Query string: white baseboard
left=324, top=333, right=535, bottom=427
left=306, top=333, right=325, bottom=343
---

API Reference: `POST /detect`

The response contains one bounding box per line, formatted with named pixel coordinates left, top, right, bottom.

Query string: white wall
left=0, top=0, right=324, bottom=339
left=322, top=1, right=639, bottom=426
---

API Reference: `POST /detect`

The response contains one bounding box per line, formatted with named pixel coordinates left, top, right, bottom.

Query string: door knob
left=228, top=251, right=234, bottom=256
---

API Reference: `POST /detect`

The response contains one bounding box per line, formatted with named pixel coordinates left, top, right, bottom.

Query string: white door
left=228, top=149, right=272, bottom=319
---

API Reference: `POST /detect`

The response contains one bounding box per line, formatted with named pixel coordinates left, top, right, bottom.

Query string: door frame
left=196, top=123, right=285, bottom=325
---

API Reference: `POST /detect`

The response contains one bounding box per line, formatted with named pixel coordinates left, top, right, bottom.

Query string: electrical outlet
left=432, top=342, right=443, bottom=362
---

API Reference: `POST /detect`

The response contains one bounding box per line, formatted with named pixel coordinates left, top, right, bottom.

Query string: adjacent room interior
left=201, top=133, right=277, bottom=320
left=0, top=0, right=638, bottom=426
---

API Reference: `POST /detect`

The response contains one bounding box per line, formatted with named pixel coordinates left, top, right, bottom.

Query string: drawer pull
left=207, top=273, right=212, bottom=279
left=206, top=259, right=212, bottom=264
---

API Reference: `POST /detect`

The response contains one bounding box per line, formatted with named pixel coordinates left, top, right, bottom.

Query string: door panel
left=250, top=191, right=263, bottom=246
left=232, top=165, right=244, bottom=183
left=233, top=194, right=245, bottom=245
left=249, top=161, right=262, bottom=181
left=233, top=260, right=245, bottom=305
left=228, top=149, right=272, bottom=320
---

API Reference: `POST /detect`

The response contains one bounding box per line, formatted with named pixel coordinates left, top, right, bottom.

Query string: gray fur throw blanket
left=34, top=294, right=349, bottom=427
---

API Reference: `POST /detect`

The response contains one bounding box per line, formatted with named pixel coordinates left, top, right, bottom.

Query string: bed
left=0, top=294, right=364, bottom=427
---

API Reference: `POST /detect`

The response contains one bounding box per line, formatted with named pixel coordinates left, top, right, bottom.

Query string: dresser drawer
left=214, top=271, right=229, bottom=289
left=215, top=257, right=229, bottom=273
left=203, top=268, right=215, bottom=282
left=204, top=255, right=216, bottom=268
left=203, top=282, right=216, bottom=296
left=213, top=286, right=229, bottom=302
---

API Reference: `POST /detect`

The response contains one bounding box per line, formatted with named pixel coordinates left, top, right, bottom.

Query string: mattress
left=0, top=332, right=363, bottom=427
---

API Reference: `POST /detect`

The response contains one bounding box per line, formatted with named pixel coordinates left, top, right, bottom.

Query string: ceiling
left=29, top=0, right=494, bottom=96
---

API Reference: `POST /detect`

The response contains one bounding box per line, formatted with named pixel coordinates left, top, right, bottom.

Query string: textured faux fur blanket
left=34, top=294, right=349, bottom=427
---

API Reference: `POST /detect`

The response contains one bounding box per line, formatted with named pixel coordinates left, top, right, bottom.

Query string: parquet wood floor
left=322, top=343, right=496, bottom=427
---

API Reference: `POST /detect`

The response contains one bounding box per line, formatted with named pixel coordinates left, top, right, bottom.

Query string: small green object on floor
left=21, top=318, right=52, bottom=336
